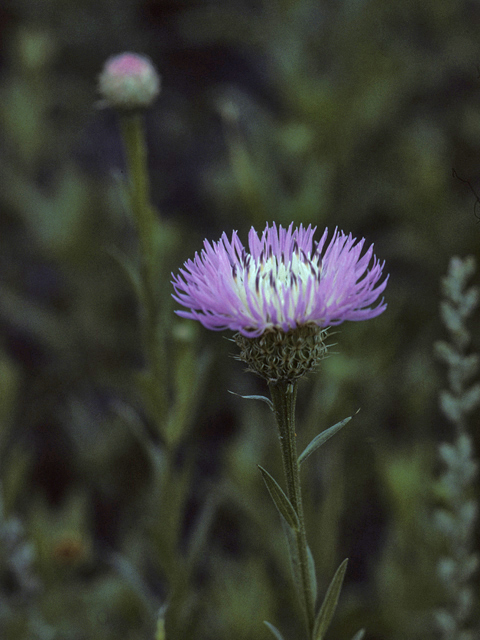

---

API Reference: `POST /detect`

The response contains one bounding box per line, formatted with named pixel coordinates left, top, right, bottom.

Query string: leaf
left=186, top=492, right=218, bottom=572
left=313, top=558, right=349, bottom=640
left=107, top=245, right=142, bottom=298
left=258, top=466, right=299, bottom=531
left=307, top=544, right=317, bottom=607
left=107, top=551, right=157, bottom=615
left=298, top=412, right=358, bottom=466
left=461, top=383, right=480, bottom=413
left=228, top=390, right=273, bottom=411
left=282, top=519, right=305, bottom=615
left=350, top=629, right=366, bottom=640
left=168, top=348, right=214, bottom=447
left=263, top=620, right=286, bottom=640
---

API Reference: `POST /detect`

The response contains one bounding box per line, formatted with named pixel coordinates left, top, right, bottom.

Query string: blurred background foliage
left=0, top=0, right=479, bottom=638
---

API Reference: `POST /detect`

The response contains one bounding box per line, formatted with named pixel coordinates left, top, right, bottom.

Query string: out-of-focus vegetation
left=0, top=0, right=479, bottom=639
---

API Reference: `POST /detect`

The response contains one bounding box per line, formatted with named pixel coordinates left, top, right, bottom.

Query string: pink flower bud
left=98, top=52, right=161, bottom=110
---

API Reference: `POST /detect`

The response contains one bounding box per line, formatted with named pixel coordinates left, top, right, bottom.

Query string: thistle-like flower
left=172, top=223, right=387, bottom=380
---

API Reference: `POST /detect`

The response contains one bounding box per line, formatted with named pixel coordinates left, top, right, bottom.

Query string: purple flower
left=172, top=223, right=388, bottom=338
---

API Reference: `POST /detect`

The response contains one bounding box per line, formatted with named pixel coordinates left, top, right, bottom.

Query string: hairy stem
left=120, top=112, right=168, bottom=430
left=269, top=380, right=315, bottom=638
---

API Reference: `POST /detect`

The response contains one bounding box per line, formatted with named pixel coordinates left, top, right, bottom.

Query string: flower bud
left=98, top=52, right=161, bottom=110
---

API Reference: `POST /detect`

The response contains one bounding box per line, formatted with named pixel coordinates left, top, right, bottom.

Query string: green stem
left=269, top=380, right=315, bottom=638
left=119, top=112, right=168, bottom=430
left=120, top=113, right=189, bottom=636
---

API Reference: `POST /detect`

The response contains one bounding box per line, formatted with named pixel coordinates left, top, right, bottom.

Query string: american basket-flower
left=172, top=222, right=387, bottom=334
left=172, top=223, right=387, bottom=381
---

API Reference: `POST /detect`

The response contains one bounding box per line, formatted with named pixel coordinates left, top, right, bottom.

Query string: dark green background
left=0, top=1, right=478, bottom=638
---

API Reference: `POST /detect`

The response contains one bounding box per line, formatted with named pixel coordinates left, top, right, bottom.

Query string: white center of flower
left=232, top=250, right=321, bottom=320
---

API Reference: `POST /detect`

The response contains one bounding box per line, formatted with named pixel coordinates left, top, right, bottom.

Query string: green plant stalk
left=119, top=112, right=168, bottom=429
left=120, top=112, right=191, bottom=638
left=269, top=380, right=315, bottom=637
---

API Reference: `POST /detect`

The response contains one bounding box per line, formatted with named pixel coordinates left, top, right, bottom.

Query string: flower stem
left=119, top=112, right=191, bottom=636
left=119, top=112, right=168, bottom=430
left=269, top=380, right=315, bottom=638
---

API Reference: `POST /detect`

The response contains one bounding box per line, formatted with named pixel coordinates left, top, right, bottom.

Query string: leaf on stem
left=258, top=465, right=300, bottom=531
left=185, top=492, right=218, bottom=573
left=298, top=411, right=359, bottom=466
left=307, top=544, right=317, bottom=607
left=228, top=390, right=273, bottom=411
left=312, top=558, right=349, bottom=640
left=282, top=520, right=306, bottom=616
left=107, top=245, right=142, bottom=299
left=263, top=620, right=286, bottom=640
left=350, top=629, right=366, bottom=640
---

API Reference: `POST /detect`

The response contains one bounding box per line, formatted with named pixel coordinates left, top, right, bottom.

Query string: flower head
left=172, top=223, right=388, bottom=338
left=98, top=52, right=161, bottom=110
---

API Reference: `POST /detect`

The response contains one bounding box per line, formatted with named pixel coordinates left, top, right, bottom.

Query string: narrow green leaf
left=298, top=411, right=359, bottom=466
left=186, top=493, right=217, bottom=572
left=228, top=390, right=273, bottom=411
left=282, top=520, right=306, bottom=616
left=258, top=466, right=299, bottom=531
left=307, top=544, right=317, bottom=607
left=350, top=629, right=365, bottom=640
left=107, top=246, right=142, bottom=298
left=313, top=558, right=349, bottom=640
left=263, top=620, right=286, bottom=640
